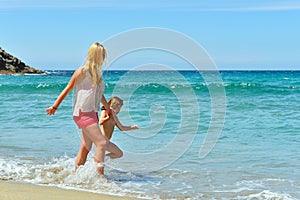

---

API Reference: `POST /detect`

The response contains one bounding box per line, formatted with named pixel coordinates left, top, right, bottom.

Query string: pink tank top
left=73, top=71, right=104, bottom=116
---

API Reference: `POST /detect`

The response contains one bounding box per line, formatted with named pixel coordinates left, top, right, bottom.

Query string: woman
left=46, top=42, right=111, bottom=175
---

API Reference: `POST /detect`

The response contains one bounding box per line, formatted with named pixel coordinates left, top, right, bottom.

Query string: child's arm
left=113, top=113, right=139, bottom=131
left=46, top=68, right=81, bottom=115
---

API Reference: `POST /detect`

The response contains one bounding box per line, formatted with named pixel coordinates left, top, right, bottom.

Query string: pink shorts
left=73, top=110, right=99, bottom=129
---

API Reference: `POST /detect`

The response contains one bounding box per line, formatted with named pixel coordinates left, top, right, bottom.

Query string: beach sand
left=0, top=181, right=139, bottom=200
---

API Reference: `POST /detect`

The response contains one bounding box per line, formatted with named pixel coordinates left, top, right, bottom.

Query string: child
left=46, top=42, right=112, bottom=175
left=75, top=96, right=138, bottom=169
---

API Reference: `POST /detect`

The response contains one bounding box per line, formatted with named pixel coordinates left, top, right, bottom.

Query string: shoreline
left=0, top=181, right=140, bottom=200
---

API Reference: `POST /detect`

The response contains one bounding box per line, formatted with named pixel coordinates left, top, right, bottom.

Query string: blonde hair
left=84, top=42, right=106, bottom=85
left=108, top=96, right=123, bottom=109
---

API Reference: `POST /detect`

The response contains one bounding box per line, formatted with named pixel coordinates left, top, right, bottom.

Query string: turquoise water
left=0, top=70, right=299, bottom=199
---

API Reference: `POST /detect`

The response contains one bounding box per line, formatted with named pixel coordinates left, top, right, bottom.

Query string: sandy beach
left=0, top=181, right=139, bottom=200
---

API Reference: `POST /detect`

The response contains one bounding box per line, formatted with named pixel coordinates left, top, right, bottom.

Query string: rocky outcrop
left=0, top=47, right=44, bottom=74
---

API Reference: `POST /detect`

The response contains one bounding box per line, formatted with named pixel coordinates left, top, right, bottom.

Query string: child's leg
left=106, top=141, right=123, bottom=159
left=75, top=130, right=92, bottom=169
left=82, top=123, right=107, bottom=175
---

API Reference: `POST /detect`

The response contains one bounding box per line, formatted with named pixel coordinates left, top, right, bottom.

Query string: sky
left=0, top=0, right=300, bottom=71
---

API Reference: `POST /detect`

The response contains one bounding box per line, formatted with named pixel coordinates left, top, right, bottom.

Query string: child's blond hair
left=108, top=96, right=123, bottom=109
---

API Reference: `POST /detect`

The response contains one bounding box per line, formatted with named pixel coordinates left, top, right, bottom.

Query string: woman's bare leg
left=75, top=130, right=92, bottom=171
left=106, top=141, right=123, bottom=159
left=82, top=123, right=107, bottom=175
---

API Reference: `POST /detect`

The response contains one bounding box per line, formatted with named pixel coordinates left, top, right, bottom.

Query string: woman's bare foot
left=96, top=162, right=104, bottom=176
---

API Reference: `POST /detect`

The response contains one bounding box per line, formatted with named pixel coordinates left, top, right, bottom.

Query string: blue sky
left=1, top=0, right=300, bottom=70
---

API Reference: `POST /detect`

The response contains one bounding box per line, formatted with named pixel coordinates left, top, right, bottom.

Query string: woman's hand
left=46, top=106, right=57, bottom=115
left=99, top=111, right=110, bottom=125
left=105, top=106, right=112, bottom=115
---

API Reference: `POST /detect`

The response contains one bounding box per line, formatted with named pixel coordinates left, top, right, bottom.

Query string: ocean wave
left=1, top=80, right=296, bottom=96
left=0, top=83, right=66, bottom=91
left=24, top=73, right=47, bottom=76
left=106, top=82, right=207, bottom=90
left=223, top=82, right=297, bottom=90
left=45, top=70, right=74, bottom=76
left=105, top=81, right=298, bottom=96
left=0, top=156, right=299, bottom=200
left=0, top=156, right=152, bottom=199
left=36, top=83, right=51, bottom=88
left=237, top=190, right=297, bottom=200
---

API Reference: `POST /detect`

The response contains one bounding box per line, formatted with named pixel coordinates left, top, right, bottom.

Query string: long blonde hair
left=84, top=42, right=106, bottom=85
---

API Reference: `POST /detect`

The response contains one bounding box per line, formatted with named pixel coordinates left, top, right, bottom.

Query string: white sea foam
left=0, top=156, right=151, bottom=199
left=237, top=190, right=297, bottom=200
left=1, top=156, right=299, bottom=200
left=24, top=73, right=47, bottom=76
left=36, top=83, right=50, bottom=88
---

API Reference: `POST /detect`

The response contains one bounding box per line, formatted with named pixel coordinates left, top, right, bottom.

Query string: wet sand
left=0, top=181, right=138, bottom=200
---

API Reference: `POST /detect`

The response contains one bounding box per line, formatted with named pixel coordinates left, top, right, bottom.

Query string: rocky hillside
left=0, top=47, right=44, bottom=74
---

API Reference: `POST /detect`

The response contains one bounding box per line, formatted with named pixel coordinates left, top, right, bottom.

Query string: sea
left=0, top=70, right=299, bottom=200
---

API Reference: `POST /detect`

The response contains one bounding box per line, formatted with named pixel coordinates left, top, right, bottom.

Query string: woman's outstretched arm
left=46, top=69, right=81, bottom=115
